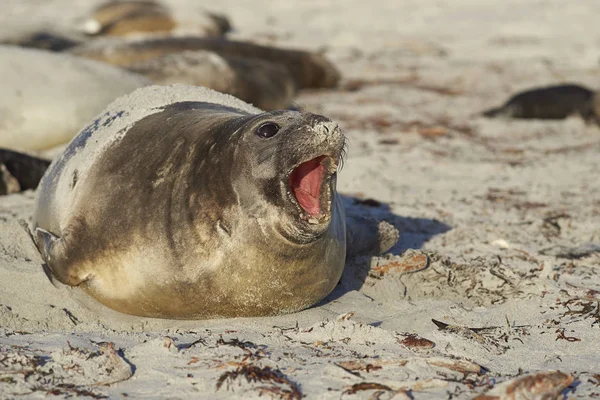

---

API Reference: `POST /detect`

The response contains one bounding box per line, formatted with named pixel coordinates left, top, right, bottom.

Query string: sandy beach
left=1, top=0, right=599, bottom=398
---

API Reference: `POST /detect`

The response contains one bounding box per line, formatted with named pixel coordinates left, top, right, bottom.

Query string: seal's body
left=82, top=0, right=176, bottom=36
left=71, top=36, right=341, bottom=89
left=482, top=84, right=598, bottom=122
left=0, top=149, right=50, bottom=194
left=128, top=50, right=297, bottom=110
left=32, top=86, right=347, bottom=319
left=81, top=0, right=230, bottom=38
left=0, top=46, right=149, bottom=152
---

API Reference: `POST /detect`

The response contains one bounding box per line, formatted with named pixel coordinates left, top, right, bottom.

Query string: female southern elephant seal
left=32, top=85, right=349, bottom=319
left=481, top=83, right=599, bottom=122
left=70, top=36, right=341, bottom=89
left=0, top=45, right=149, bottom=152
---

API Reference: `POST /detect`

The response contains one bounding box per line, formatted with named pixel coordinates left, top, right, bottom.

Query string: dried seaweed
left=342, top=382, right=393, bottom=395
left=216, top=364, right=302, bottom=400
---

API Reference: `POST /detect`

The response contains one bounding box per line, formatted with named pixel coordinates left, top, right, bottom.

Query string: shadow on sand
left=320, top=194, right=452, bottom=304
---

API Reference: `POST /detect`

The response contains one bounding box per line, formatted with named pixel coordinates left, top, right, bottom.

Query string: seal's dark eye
left=256, top=122, right=280, bottom=138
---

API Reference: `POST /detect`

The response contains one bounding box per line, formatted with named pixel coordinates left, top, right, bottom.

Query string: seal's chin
left=288, top=155, right=337, bottom=225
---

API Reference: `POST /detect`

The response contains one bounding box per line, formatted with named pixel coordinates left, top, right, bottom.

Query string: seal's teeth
left=308, top=217, right=319, bottom=225
left=320, top=155, right=338, bottom=173
left=330, top=159, right=340, bottom=172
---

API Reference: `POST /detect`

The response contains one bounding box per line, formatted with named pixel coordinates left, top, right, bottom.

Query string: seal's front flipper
left=34, top=228, right=79, bottom=286
left=481, top=106, right=505, bottom=118
left=346, top=216, right=399, bottom=259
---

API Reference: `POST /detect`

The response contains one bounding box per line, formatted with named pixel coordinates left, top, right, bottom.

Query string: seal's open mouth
left=288, top=155, right=336, bottom=224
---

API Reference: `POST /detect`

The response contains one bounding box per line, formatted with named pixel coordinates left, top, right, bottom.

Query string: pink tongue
left=289, top=157, right=325, bottom=216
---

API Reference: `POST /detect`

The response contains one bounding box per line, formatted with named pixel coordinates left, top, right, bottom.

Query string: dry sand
left=1, top=0, right=600, bottom=398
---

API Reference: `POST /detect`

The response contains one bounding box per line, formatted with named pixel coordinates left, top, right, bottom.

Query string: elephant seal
left=0, top=31, right=81, bottom=51
left=0, top=149, right=51, bottom=195
left=32, top=85, right=350, bottom=319
left=482, top=84, right=599, bottom=122
left=128, top=50, right=297, bottom=110
left=70, top=36, right=341, bottom=89
left=0, top=46, right=150, bottom=152
left=81, top=0, right=230, bottom=38
left=82, top=0, right=176, bottom=36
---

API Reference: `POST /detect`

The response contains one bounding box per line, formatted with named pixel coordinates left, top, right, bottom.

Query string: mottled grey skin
left=71, top=37, right=341, bottom=89
left=33, top=102, right=347, bottom=319
left=482, top=84, right=598, bottom=122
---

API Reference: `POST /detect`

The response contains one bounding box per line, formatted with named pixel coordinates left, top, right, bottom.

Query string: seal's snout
left=306, top=113, right=340, bottom=138
left=287, top=117, right=343, bottom=225
left=300, top=113, right=345, bottom=171
left=314, top=119, right=338, bottom=134
left=275, top=111, right=345, bottom=228
left=303, top=115, right=344, bottom=159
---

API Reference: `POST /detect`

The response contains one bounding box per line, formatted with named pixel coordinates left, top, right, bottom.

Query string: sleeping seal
left=81, top=0, right=230, bottom=37
left=70, top=36, right=341, bottom=89
left=127, top=50, right=297, bottom=110
left=32, top=85, right=352, bottom=319
left=481, top=84, right=599, bottom=122
left=81, top=0, right=177, bottom=36
left=0, top=149, right=51, bottom=194
left=0, top=45, right=149, bottom=152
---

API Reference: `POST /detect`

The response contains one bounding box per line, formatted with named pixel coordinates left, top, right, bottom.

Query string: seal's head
left=229, top=110, right=346, bottom=243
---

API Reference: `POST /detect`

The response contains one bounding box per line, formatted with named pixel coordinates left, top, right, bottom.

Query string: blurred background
left=1, top=0, right=599, bottom=204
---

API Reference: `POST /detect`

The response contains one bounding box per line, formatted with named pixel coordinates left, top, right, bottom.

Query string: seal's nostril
left=323, top=125, right=330, bottom=134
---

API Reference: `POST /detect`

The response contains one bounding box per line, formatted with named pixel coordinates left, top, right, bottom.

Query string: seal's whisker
left=339, top=136, right=349, bottom=171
